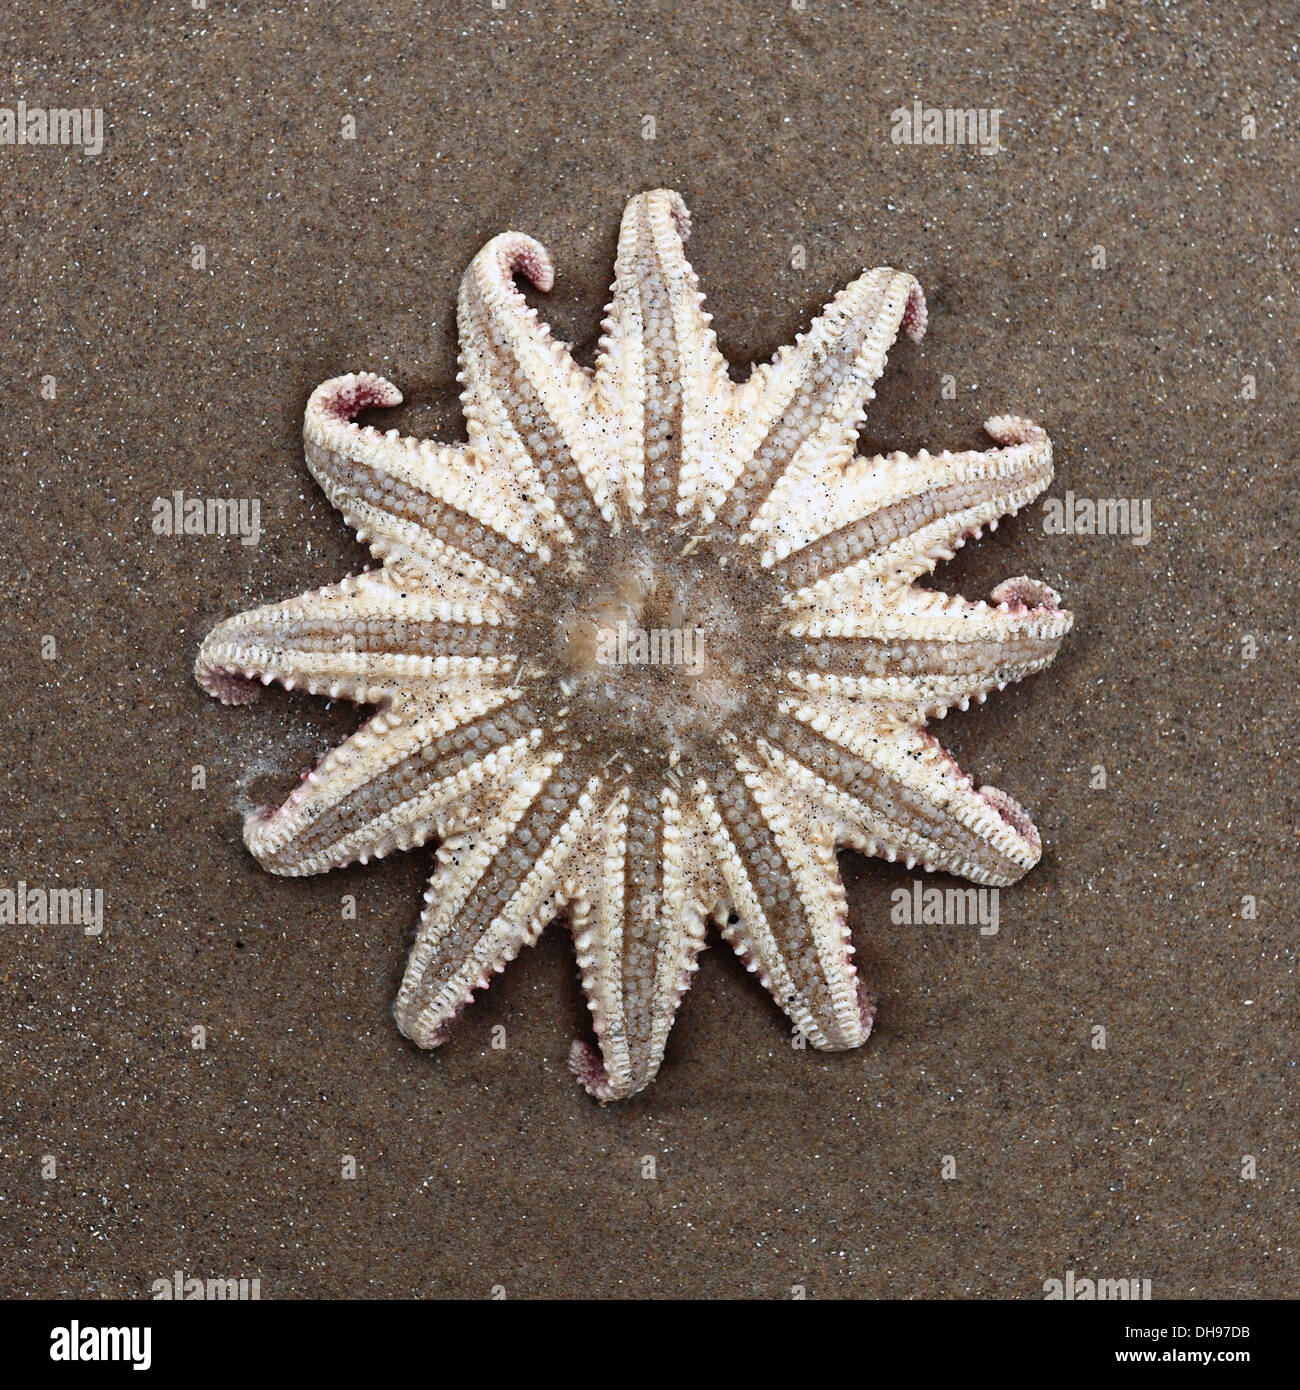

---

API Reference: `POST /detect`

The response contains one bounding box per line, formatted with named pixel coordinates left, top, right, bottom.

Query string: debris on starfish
left=196, top=189, right=1072, bottom=1101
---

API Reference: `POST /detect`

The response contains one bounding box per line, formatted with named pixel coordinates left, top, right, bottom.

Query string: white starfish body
left=197, top=189, right=1072, bottom=1101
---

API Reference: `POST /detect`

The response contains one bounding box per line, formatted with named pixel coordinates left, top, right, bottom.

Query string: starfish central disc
left=539, top=537, right=769, bottom=753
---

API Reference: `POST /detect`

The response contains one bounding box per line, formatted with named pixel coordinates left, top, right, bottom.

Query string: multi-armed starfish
left=197, top=189, right=1071, bottom=1100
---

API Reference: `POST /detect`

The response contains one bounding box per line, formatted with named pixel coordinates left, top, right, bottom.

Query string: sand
left=3, top=0, right=1295, bottom=1298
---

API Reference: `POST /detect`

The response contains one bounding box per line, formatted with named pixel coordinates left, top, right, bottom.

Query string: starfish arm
left=567, top=781, right=718, bottom=1100
left=303, top=373, right=569, bottom=591
left=761, top=709, right=1044, bottom=885
left=195, top=569, right=515, bottom=706
left=393, top=745, right=600, bottom=1048
left=783, top=579, right=1073, bottom=718
left=694, top=753, right=874, bottom=1051
left=711, top=267, right=926, bottom=531
left=759, top=417, right=1055, bottom=586
left=242, top=699, right=544, bottom=876
left=591, top=189, right=733, bottom=522
left=456, top=231, right=615, bottom=534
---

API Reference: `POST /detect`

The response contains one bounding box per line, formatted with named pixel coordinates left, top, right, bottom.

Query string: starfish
left=196, top=189, right=1071, bottom=1101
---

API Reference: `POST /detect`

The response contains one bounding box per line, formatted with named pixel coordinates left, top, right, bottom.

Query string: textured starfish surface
left=197, top=189, right=1072, bottom=1101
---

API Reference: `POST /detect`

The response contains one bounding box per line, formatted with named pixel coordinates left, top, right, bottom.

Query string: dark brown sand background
left=3, top=1, right=1296, bottom=1299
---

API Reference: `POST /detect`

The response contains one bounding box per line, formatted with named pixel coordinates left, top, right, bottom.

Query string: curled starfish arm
left=759, top=416, right=1055, bottom=583
left=761, top=712, right=1044, bottom=886
left=303, top=374, right=565, bottom=584
left=695, top=755, right=874, bottom=1051
left=567, top=782, right=717, bottom=1100
left=457, top=232, right=613, bottom=532
left=713, top=267, right=927, bottom=531
left=195, top=569, right=515, bottom=707
left=783, top=582, right=1073, bottom=718
left=393, top=745, right=599, bottom=1049
left=592, top=188, right=733, bottom=522
left=243, top=701, right=543, bottom=877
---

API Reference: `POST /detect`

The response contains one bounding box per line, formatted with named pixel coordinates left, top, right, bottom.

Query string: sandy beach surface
left=3, top=1, right=1295, bottom=1298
